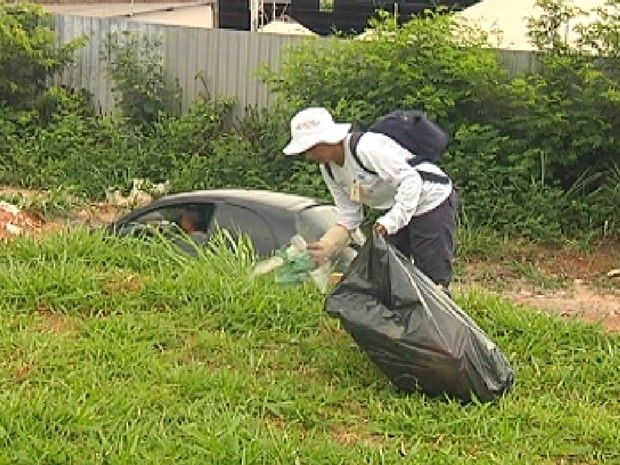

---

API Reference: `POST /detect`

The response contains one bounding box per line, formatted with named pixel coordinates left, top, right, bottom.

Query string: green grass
left=0, top=230, right=618, bottom=464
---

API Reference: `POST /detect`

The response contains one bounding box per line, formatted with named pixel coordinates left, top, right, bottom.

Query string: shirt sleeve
left=320, top=164, right=364, bottom=231
left=356, top=133, right=423, bottom=234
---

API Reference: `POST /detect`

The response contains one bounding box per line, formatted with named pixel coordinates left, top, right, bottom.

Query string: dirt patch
left=102, top=274, right=145, bottom=295
left=461, top=250, right=620, bottom=332
left=0, top=203, right=45, bottom=241
left=35, top=305, right=81, bottom=335
left=331, top=424, right=381, bottom=447
left=505, top=281, right=620, bottom=332
left=529, top=240, right=620, bottom=281
left=0, top=184, right=126, bottom=240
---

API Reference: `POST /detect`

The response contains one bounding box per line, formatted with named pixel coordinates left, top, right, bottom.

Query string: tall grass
left=0, top=230, right=618, bottom=464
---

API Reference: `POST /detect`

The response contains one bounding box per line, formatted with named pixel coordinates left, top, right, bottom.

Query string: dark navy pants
left=386, top=189, right=458, bottom=287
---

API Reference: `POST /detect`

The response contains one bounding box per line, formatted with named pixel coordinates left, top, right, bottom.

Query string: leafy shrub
left=149, top=96, right=236, bottom=157
left=443, top=124, right=564, bottom=239
left=234, top=103, right=330, bottom=199
left=0, top=1, right=85, bottom=109
left=102, top=31, right=182, bottom=126
left=496, top=0, right=620, bottom=236
left=262, top=9, right=507, bottom=127
left=0, top=87, right=240, bottom=198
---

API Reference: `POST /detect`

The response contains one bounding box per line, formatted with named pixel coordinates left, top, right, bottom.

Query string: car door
left=207, top=202, right=279, bottom=256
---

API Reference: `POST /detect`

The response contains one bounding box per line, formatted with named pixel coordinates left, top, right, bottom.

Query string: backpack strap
left=349, top=131, right=450, bottom=185
left=348, top=131, right=374, bottom=174
left=323, top=162, right=334, bottom=180
left=408, top=158, right=451, bottom=184
left=324, top=131, right=371, bottom=180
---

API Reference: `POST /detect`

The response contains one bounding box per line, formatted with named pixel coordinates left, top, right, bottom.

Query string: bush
left=0, top=1, right=85, bottom=110
left=0, top=87, right=241, bottom=198
left=234, top=104, right=330, bottom=199
left=443, top=124, right=564, bottom=239
left=102, top=31, right=182, bottom=126
left=148, top=96, right=236, bottom=157
left=495, top=0, right=620, bottom=237
left=262, top=9, right=506, bottom=127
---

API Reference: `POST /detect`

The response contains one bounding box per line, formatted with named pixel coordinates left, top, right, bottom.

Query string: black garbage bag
left=326, top=232, right=514, bottom=402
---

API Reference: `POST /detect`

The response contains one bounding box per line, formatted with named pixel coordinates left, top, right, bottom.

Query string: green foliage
left=0, top=1, right=86, bottom=109
left=0, top=87, right=300, bottom=200
left=0, top=87, right=239, bottom=198
left=496, top=0, right=620, bottom=236
left=149, top=96, right=235, bottom=156
left=576, top=0, right=620, bottom=60
left=102, top=31, right=182, bottom=126
left=235, top=103, right=330, bottom=200
left=443, top=124, right=565, bottom=239
left=262, top=9, right=507, bottom=127
left=563, top=161, right=620, bottom=238
left=526, top=0, right=587, bottom=54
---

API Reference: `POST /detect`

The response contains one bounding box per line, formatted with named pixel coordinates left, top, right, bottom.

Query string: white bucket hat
left=283, top=107, right=351, bottom=156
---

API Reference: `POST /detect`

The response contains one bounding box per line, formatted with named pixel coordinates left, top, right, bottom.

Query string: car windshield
left=294, top=205, right=340, bottom=243
left=295, top=204, right=366, bottom=247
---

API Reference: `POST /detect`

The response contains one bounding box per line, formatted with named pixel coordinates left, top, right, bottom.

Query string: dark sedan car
left=106, top=189, right=363, bottom=261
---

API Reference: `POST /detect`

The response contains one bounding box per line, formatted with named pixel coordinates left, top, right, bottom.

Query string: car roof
left=132, top=189, right=325, bottom=215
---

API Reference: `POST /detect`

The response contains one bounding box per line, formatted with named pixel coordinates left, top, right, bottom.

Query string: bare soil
left=0, top=185, right=125, bottom=239
left=460, top=241, right=620, bottom=332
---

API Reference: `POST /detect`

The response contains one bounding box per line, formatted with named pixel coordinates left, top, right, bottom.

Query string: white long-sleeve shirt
left=320, top=132, right=452, bottom=235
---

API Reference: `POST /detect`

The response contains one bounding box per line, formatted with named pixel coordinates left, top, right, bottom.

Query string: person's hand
left=307, top=241, right=335, bottom=265
left=307, top=225, right=350, bottom=265
left=374, top=222, right=388, bottom=236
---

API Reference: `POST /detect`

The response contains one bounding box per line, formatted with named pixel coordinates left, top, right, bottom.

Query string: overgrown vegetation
left=0, top=230, right=618, bottom=463
left=102, top=31, right=182, bottom=126
left=0, top=1, right=85, bottom=110
left=0, top=2, right=618, bottom=460
left=0, top=0, right=618, bottom=242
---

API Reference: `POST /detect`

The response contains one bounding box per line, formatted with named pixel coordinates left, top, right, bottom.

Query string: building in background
left=219, top=0, right=479, bottom=35
left=258, top=14, right=317, bottom=35
left=39, top=1, right=217, bottom=29
left=457, top=0, right=612, bottom=51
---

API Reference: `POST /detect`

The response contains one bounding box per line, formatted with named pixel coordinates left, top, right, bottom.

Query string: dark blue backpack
left=325, top=110, right=451, bottom=184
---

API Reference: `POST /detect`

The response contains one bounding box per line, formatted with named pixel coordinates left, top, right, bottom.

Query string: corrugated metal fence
left=54, top=14, right=307, bottom=115
left=53, top=14, right=539, bottom=115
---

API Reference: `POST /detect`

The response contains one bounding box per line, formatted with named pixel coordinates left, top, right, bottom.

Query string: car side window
left=131, top=206, right=178, bottom=225
left=131, top=203, right=215, bottom=234
left=208, top=203, right=278, bottom=256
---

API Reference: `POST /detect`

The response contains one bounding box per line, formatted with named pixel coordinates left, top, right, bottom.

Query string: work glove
left=307, top=224, right=350, bottom=265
